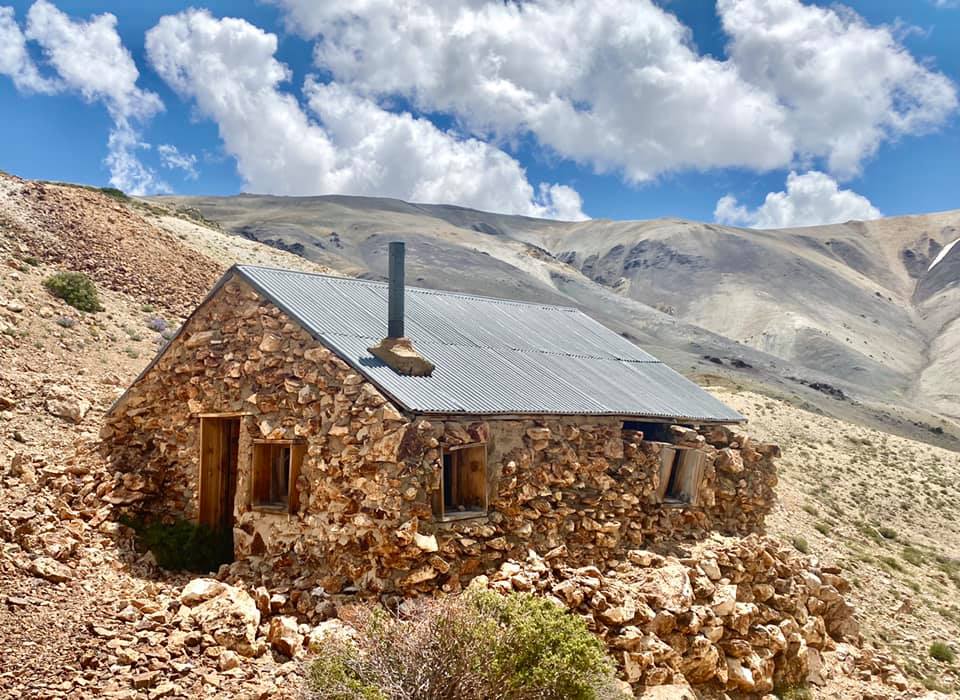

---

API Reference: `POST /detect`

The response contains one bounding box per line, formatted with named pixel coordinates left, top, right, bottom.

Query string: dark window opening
left=623, top=421, right=672, bottom=442
left=656, top=446, right=705, bottom=505
left=435, top=444, right=488, bottom=520
left=251, top=441, right=304, bottom=513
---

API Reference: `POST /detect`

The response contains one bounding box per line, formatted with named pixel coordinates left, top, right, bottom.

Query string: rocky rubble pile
left=0, top=173, right=220, bottom=313
left=479, top=534, right=910, bottom=696
left=0, top=446, right=306, bottom=698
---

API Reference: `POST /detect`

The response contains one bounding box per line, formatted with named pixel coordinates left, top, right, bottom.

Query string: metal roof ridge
left=313, top=329, right=665, bottom=363
left=234, top=263, right=581, bottom=312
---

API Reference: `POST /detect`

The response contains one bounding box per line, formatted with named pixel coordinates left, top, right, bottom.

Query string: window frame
left=434, top=442, right=489, bottom=522
left=656, top=446, right=706, bottom=507
left=250, top=439, right=305, bottom=515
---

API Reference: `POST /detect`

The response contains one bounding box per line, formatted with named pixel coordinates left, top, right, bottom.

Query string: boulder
left=45, top=394, right=91, bottom=423
left=307, top=619, right=358, bottom=652
left=639, top=564, right=694, bottom=611
left=186, top=584, right=261, bottom=656
left=30, top=556, right=72, bottom=582
left=180, top=578, right=226, bottom=606
left=637, top=684, right=697, bottom=700
left=267, top=615, right=303, bottom=657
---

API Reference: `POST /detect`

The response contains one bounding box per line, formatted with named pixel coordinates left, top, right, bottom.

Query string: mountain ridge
left=151, top=191, right=960, bottom=447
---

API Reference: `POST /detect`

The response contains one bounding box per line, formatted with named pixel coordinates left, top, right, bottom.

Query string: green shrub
left=878, top=526, right=898, bottom=540
left=929, top=642, right=956, bottom=664
left=775, top=682, right=813, bottom=700
left=791, top=536, right=810, bottom=554
left=305, top=588, right=624, bottom=700
left=473, top=589, right=618, bottom=700
left=814, top=521, right=831, bottom=536
left=99, top=186, right=130, bottom=202
left=123, top=517, right=232, bottom=572
left=306, top=646, right=385, bottom=700
left=901, top=546, right=926, bottom=566
left=43, top=271, right=103, bottom=312
left=879, top=556, right=904, bottom=573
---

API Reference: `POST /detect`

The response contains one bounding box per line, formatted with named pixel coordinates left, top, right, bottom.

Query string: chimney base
left=368, top=337, right=435, bottom=377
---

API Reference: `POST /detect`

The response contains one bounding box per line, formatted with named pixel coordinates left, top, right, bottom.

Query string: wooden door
left=198, top=417, right=240, bottom=548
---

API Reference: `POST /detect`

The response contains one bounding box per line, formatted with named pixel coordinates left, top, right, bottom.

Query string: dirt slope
left=717, top=389, right=960, bottom=693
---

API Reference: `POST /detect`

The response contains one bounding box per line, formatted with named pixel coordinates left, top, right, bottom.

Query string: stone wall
left=102, top=274, right=777, bottom=594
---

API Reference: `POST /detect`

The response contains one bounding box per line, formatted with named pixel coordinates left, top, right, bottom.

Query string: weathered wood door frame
left=198, top=416, right=241, bottom=557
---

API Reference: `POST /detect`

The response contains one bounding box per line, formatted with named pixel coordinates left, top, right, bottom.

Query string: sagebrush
left=43, top=271, right=103, bottom=312
left=305, top=588, right=624, bottom=700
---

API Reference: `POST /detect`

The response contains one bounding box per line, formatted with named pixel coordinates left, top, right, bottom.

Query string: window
left=434, top=443, right=488, bottom=520
left=656, top=446, right=705, bottom=505
left=251, top=441, right=304, bottom=513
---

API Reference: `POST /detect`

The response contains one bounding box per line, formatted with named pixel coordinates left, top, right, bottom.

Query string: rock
left=700, top=559, right=721, bottom=581
left=5, top=299, right=24, bottom=312
left=711, top=584, right=737, bottom=617
left=637, top=684, right=697, bottom=700
left=30, top=556, right=72, bottom=582
left=308, top=619, right=358, bottom=652
left=726, top=656, right=756, bottom=691
left=45, top=392, right=91, bottom=423
left=403, top=565, right=438, bottom=586
left=259, top=333, right=282, bottom=353
left=186, top=584, right=261, bottom=656
left=267, top=615, right=304, bottom=657
left=218, top=650, right=241, bottom=671
left=413, top=532, right=439, bottom=553
left=116, top=647, right=141, bottom=665
left=886, top=671, right=909, bottom=690
left=679, top=635, right=721, bottom=683
left=132, top=671, right=160, bottom=689
left=640, top=564, right=694, bottom=611
left=149, top=682, right=178, bottom=698
left=180, top=578, right=226, bottom=606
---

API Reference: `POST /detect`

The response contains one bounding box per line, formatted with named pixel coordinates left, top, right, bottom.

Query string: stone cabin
left=103, top=243, right=778, bottom=594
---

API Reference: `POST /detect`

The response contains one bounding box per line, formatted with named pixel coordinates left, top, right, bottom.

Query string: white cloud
left=272, top=0, right=793, bottom=183
left=718, top=0, right=958, bottom=178
left=0, top=1, right=166, bottom=194
left=157, top=144, right=199, bottom=180
left=145, top=10, right=586, bottom=220
left=714, top=171, right=882, bottom=229
left=270, top=0, right=956, bottom=183
left=0, top=6, right=58, bottom=93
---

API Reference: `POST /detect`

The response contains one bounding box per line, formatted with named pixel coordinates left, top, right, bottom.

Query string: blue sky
left=0, top=0, right=957, bottom=226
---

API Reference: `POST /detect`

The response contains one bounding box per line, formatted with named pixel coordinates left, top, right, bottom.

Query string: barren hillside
left=0, top=172, right=956, bottom=697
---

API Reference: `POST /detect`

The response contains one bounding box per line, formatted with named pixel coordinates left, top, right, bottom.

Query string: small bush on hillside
left=878, top=526, right=898, bottom=540
left=99, top=186, right=130, bottom=202
left=305, top=588, right=624, bottom=700
left=929, top=642, right=956, bottom=664
left=146, top=316, right=168, bottom=332
left=791, top=536, right=810, bottom=554
left=901, top=546, right=926, bottom=567
left=43, top=271, right=103, bottom=312
left=880, top=556, right=904, bottom=573
left=122, top=517, right=232, bottom=572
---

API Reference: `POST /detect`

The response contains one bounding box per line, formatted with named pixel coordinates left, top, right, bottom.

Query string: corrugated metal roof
left=234, top=265, right=744, bottom=423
